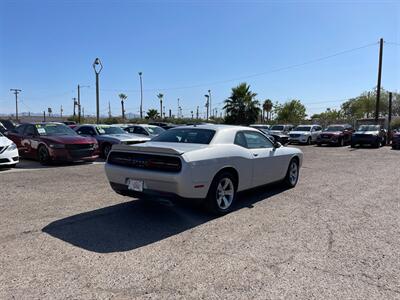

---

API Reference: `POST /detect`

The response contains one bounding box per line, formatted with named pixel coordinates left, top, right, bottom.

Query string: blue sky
left=0, top=0, right=399, bottom=118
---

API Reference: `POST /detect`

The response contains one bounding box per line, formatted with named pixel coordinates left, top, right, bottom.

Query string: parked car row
left=252, top=123, right=394, bottom=149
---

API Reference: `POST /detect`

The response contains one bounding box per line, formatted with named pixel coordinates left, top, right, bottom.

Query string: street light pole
left=10, top=89, right=21, bottom=122
left=93, top=58, right=103, bottom=124
left=139, top=72, right=143, bottom=119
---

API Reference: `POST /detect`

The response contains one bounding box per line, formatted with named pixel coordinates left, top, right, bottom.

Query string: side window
left=16, top=124, right=26, bottom=134
left=134, top=127, right=147, bottom=135
left=77, top=126, right=95, bottom=135
left=24, top=125, right=36, bottom=136
left=126, top=127, right=134, bottom=134
left=243, top=131, right=274, bottom=149
left=234, top=132, right=247, bottom=148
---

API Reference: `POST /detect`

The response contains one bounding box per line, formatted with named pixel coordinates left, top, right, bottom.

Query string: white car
left=289, top=125, right=322, bottom=145
left=0, top=132, right=19, bottom=167
left=105, top=125, right=303, bottom=214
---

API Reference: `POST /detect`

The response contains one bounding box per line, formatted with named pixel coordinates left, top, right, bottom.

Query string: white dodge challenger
left=105, top=125, right=303, bottom=214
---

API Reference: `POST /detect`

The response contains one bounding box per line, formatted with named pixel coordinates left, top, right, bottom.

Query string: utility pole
left=60, top=105, right=63, bottom=118
left=196, top=106, right=199, bottom=119
left=169, top=109, right=172, bottom=118
left=208, top=90, right=211, bottom=118
left=375, top=38, right=383, bottom=123
left=177, top=98, right=180, bottom=118
left=139, top=72, right=143, bottom=119
left=108, top=101, right=112, bottom=118
left=82, top=107, right=85, bottom=120
left=43, top=111, right=46, bottom=122
left=204, top=94, right=209, bottom=120
left=73, top=97, right=77, bottom=117
left=77, top=84, right=81, bottom=123
left=388, top=92, right=392, bottom=143
left=10, top=89, right=21, bottom=122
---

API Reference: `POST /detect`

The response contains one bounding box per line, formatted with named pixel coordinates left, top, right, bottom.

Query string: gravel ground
left=0, top=145, right=399, bottom=299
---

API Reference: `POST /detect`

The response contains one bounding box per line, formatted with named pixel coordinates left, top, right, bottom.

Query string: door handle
left=253, top=153, right=259, bottom=157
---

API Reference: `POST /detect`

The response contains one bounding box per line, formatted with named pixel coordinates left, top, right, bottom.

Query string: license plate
left=126, top=179, right=144, bottom=192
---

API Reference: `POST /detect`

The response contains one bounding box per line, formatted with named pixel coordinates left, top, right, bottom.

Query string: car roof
left=174, top=124, right=259, bottom=132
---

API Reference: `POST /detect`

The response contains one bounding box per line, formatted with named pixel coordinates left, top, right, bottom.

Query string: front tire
left=102, top=143, right=112, bottom=158
left=284, top=159, right=299, bottom=188
left=205, top=172, right=237, bottom=215
left=38, top=145, right=51, bottom=165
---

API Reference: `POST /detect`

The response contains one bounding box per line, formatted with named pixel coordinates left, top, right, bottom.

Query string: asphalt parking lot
left=1, top=145, right=399, bottom=299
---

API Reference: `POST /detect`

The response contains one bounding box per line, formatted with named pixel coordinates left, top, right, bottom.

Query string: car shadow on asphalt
left=42, top=183, right=287, bottom=253
left=0, top=158, right=104, bottom=172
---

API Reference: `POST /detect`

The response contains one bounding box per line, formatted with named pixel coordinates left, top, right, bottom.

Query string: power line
left=99, top=41, right=378, bottom=93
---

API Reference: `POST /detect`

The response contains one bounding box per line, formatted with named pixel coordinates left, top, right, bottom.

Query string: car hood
left=355, top=130, right=379, bottom=135
left=290, top=131, right=310, bottom=135
left=112, top=141, right=208, bottom=155
left=0, top=136, right=13, bottom=147
left=41, top=135, right=96, bottom=144
left=101, top=134, right=150, bottom=141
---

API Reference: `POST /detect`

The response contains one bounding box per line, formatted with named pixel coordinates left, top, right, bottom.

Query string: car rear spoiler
left=111, top=144, right=184, bottom=155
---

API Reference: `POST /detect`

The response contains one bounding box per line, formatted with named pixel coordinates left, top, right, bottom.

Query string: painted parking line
left=0, top=161, right=105, bottom=174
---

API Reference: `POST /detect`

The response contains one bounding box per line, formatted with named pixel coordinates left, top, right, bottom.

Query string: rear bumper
left=109, top=182, right=203, bottom=202
left=105, top=163, right=210, bottom=199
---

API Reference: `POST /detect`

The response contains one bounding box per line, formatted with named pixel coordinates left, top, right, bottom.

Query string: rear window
left=152, top=128, right=215, bottom=144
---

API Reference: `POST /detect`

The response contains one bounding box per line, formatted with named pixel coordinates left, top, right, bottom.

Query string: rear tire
left=306, top=137, right=311, bottom=145
left=317, top=142, right=321, bottom=147
left=205, top=171, right=237, bottom=215
left=283, top=158, right=299, bottom=188
left=338, top=138, right=344, bottom=147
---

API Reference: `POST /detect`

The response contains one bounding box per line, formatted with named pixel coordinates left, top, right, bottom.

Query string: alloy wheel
left=215, top=177, right=234, bottom=210
left=289, top=161, right=298, bottom=186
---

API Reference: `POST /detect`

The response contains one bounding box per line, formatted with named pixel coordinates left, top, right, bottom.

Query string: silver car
left=289, top=125, right=322, bottom=145
left=123, top=124, right=165, bottom=138
left=105, top=125, right=303, bottom=214
left=75, top=124, right=150, bottom=158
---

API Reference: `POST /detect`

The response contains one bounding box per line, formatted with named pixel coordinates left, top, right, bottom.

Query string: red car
left=316, top=124, right=354, bottom=146
left=7, top=122, right=99, bottom=164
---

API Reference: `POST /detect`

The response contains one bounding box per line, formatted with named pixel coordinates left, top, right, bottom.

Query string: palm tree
left=157, top=93, right=163, bottom=119
left=146, top=109, right=159, bottom=120
left=118, top=93, right=128, bottom=121
left=263, top=99, right=273, bottom=122
left=223, top=82, right=260, bottom=125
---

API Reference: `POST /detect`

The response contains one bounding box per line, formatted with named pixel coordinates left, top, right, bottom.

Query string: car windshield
left=36, top=124, right=77, bottom=136
left=325, top=126, right=344, bottom=132
left=146, top=126, right=165, bottom=135
left=294, top=126, right=311, bottom=131
left=270, top=125, right=284, bottom=131
left=97, top=126, right=125, bottom=135
left=152, top=128, right=215, bottom=144
left=358, top=125, right=379, bottom=131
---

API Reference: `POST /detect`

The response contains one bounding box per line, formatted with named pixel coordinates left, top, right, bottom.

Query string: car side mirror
left=273, top=141, right=282, bottom=148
